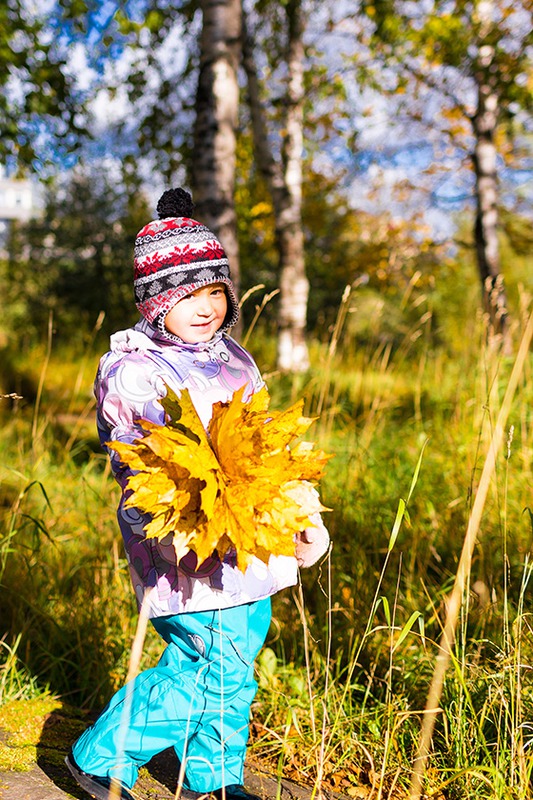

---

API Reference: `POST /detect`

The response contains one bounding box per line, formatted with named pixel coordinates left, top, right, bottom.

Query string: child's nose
left=197, top=295, right=213, bottom=315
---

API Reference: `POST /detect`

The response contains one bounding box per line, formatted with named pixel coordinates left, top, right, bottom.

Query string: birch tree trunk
left=277, top=0, right=309, bottom=372
left=243, top=0, right=310, bottom=372
left=192, top=0, right=242, bottom=296
left=471, top=0, right=509, bottom=342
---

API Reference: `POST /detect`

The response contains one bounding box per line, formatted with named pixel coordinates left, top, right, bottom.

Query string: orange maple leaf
left=108, top=385, right=331, bottom=570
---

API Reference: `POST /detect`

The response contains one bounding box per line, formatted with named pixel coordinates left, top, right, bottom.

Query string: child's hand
left=295, top=514, right=330, bottom=568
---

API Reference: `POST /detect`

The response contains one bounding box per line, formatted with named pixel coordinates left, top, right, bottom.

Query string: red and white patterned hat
left=133, top=189, right=240, bottom=331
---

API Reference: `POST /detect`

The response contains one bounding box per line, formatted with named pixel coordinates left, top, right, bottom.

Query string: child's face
left=164, top=283, right=228, bottom=343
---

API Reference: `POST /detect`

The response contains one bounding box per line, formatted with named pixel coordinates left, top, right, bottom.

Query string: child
left=66, top=188, right=330, bottom=800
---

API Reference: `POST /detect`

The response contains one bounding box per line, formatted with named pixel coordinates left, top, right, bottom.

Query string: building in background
left=0, top=168, right=37, bottom=255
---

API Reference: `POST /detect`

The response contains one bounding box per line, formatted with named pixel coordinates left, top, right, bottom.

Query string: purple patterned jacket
left=94, top=317, right=298, bottom=617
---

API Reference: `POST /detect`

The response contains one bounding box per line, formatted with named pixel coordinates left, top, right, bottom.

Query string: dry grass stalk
left=408, top=309, right=533, bottom=800
left=108, top=588, right=154, bottom=800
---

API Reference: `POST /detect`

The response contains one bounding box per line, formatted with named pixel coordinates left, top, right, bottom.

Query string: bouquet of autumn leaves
left=108, top=385, right=331, bottom=571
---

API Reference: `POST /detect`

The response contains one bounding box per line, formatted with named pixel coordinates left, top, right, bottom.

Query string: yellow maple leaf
left=108, top=385, right=331, bottom=570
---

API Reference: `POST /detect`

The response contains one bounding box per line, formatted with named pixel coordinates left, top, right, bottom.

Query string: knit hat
left=133, top=188, right=240, bottom=334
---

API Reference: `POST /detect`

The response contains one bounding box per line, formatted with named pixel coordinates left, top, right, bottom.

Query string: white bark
left=192, top=0, right=242, bottom=294
left=471, top=0, right=508, bottom=338
left=243, top=1, right=309, bottom=372
left=278, top=0, right=309, bottom=372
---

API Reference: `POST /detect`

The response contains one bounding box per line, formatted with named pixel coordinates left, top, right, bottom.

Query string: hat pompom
left=157, top=188, right=195, bottom=220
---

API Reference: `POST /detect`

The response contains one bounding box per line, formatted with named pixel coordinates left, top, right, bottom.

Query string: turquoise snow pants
left=71, top=598, right=271, bottom=792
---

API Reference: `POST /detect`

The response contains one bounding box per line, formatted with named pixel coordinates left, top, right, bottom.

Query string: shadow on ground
left=0, top=703, right=348, bottom=800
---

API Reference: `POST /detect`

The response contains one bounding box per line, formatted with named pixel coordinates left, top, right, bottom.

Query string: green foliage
left=236, top=158, right=447, bottom=337
left=2, top=168, right=150, bottom=342
left=415, top=2, right=533, bottom=115
left=83, top=1, right=200, bottom=181
left=359, top=0, right=532, bottom=326
left=0, top=1, right=88, bottom=168
left=0, top=635, right=47, bottom=706
left=362, top=1, right=533, bottom=121
left=301, top=170, right=445, bottom=335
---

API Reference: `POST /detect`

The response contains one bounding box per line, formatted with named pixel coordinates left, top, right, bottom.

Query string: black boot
left=65, top=750, right=137, bottom=800
left=213, top=785, right=263, bottom=800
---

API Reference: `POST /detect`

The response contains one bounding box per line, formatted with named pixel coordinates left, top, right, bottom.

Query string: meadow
left=0, top=283, right=532, bottom=800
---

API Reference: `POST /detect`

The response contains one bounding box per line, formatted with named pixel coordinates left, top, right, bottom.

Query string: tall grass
left=0, top=329, right=163, bottom=708
left=252, top=290, right=533, bottom=798
left=0, top=291, right=532, bottom=799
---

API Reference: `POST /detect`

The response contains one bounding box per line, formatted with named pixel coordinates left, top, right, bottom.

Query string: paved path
left=0, top=757, right=334, bottom=800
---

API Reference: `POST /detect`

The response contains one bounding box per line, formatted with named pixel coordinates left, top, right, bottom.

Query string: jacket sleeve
left=94, top=351, right=167, bottom=485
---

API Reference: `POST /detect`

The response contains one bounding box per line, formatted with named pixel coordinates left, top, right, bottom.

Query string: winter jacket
left=94, top=317, right=299, bottom=617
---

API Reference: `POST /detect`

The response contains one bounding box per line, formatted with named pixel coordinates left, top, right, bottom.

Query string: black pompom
left=156, top=188, right=195, bottom=220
